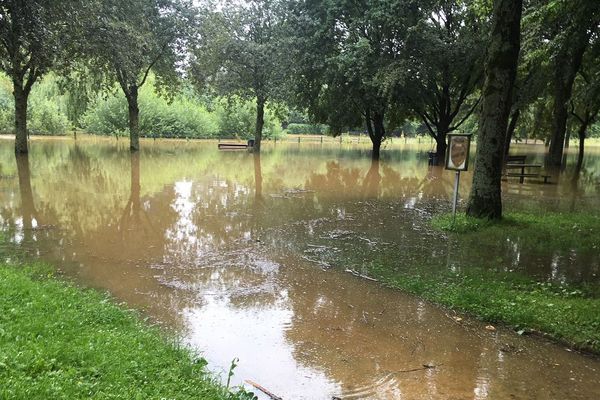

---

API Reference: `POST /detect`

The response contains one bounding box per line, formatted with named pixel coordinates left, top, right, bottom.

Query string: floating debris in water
left=345, top=268, right=378, bottom=281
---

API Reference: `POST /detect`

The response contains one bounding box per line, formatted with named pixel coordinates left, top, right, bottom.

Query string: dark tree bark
left=254, top=97, right=265, bottom=152
left=575, top=124, right=585, bottom=172
left=571, top=109, right=597, bottom=173
left=547, top=30, right=591, bottom=166
left=467, top=0, right=522, bottom=219
left=504, top=108, right=520, bottom=156
left=435, top=130, right=448, bottom=163
left=125, top=85, right=140, bottom=152
left=366, top=109, right=385, bottom=160
left=13, top=82, right=30, bottom=154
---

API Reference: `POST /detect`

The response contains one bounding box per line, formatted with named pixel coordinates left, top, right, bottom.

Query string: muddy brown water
left=1, top=137, right=599, bottom=399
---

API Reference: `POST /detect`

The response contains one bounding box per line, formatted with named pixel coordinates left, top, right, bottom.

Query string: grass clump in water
left=0, top=263, right=255, bottom=400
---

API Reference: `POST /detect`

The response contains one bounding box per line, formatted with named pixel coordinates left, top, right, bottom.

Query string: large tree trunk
left=254, top=97, right=265, bottom=152
left=547, top=31, right=590, bottom=166
left=434, top=132, right=447, bottom=165
left=127, top=86, right=140, bottom=152
left=366, top=109, right=385, bottom=160
left=466, top=0, right=522, bottom=219
left=504, top=108, right=520, bottom=156
left=13, top=82, right=30, bottom=154
left=428, top=118, right=450, bottom=165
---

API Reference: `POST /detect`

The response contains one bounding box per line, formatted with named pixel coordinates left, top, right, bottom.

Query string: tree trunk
left=13, top=82, right=30, bottom=154
left=371, top=111, right=385, bottom=160
left=130, top=152, right=141, bottom=218
left=575, top=121, right=587, bottom=173
left=547, top=30, right=590, bottom=166
left=16, top=154, right=36, bottom=234
left=504, top=108, right=520, bottom=156
left=467, top=0, right=522, bottom=219
left=254, top=97, right=265, bottom=152
left=127, top=86, right=140, bottom=152
left=365, top=109, right=385, bottom=160
left=434, top=133, right=447, bottom=165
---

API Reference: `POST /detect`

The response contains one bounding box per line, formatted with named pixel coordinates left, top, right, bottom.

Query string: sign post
left=445, top=133, right=472, bottom=221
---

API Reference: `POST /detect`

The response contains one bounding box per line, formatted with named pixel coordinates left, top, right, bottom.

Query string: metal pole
left=452, top=170, right=461, bottom=221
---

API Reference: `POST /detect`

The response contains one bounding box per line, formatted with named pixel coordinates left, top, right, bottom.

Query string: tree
left=0, top=0, right=80, bottom=153
left=398, top=0, right=487, bottom=163
left=191, top=0, right=287, bottom=152
left=81, top=0, right=195, bottom=151
left=569, top=42, right=600, bottom=173
left=289, top=0, right=419, bottom=160
left=466, top=0, right=522, bottom=219
left=524, top=0, right=600, bottom=166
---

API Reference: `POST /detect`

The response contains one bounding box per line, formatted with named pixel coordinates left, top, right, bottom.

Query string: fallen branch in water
left=344, top=269, right=378, bottom=282
left=396, top=363, right=443, bottom=373
left=245, top=380, right=283, bottom=400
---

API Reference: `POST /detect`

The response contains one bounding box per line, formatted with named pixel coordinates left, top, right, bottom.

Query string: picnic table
left=505, top=163, right=551, bottom=184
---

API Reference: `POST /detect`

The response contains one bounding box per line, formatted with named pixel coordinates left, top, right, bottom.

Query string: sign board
left=445, top=134, right=471, bottom=171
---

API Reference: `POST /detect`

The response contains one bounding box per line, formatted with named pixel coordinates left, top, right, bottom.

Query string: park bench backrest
left=506, top=155, right=527, bottom=164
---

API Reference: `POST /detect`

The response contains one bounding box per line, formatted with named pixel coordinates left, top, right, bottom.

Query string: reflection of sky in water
left=183, top=296, right=340, bottom=400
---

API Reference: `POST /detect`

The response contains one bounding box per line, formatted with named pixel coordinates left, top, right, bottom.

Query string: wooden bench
left=504, top=162, right=551, bottom=184
left=506, top=172, right=552, bottom=184
left=506, top=155, right=527, bottom=164
left=218, top=143, right=248, bottom=150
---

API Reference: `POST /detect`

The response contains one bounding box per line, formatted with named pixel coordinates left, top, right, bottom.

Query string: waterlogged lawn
left=0, top=264, right=255, bottom=400
left=360, top=211, right=600, bottom=353
left=431, top=212, right=600, bottom=251
left=367, top=264, right=600, bottom=352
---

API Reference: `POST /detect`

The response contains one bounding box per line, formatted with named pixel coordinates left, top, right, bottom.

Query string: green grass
left=0, top=263, right=255, bottom=400
left=357, top=211, right=600, bottom=353
left=367, top=264, right=600, bottom=352
left=431, top=212, right=600, bottom=251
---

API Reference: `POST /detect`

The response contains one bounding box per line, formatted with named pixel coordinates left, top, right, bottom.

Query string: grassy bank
left=0, top=263, right=254, bottom=399
left=431, top=212, right=600, bottom=251
left=364, top=212, right=600, bottom=353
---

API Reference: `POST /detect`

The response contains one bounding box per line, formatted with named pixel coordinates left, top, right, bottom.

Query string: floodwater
left=1, top=136, right=599, bottom=399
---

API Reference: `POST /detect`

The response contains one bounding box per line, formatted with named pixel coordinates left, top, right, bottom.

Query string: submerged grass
left=368, top=264, right=600, bottom=352
left=359, top=211, right=600, bottom=353
left=0, top=262, right=254, bottom=400
left=431, top=212, right=600, bottom=251
left=350, top=212, right=600, bottom=354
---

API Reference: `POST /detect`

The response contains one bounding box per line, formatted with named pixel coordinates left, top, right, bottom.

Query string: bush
left=83, top=90, right=221, bottom=139
left=83, top=88, right=284, bottom=140
left=29, top=99, right=71, bottom=136
left=0, top=73, right=71, bottom=135
left=284, top=123, right=329, bottom=135
left=215, top=98, right=283, bottom=139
